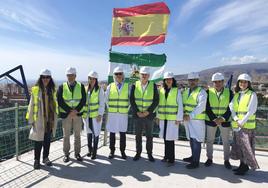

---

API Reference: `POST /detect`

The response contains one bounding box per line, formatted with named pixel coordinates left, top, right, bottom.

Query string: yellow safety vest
left=59, top=82, right=83, bottom=113
left=108, top=82, right=129, bottom=114
left=232, top=89, right=256, bottom=129
left=205, top=88, right=230, bottom=121
left=83, top=87, right=100, bottom=118
left=182, top=87, right=205, bottom=120
left=158, top=87, right=178, bottom=121
left=134, top=81, right=154, bottom=112
left=26, top=86, right=58, bottom=122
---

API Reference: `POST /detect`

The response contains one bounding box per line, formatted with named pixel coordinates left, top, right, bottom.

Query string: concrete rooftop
left=0, top=132, right=268, bottom=188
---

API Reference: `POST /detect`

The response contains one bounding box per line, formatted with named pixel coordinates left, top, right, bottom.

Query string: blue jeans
left=190, top=138, right=201, bottom=163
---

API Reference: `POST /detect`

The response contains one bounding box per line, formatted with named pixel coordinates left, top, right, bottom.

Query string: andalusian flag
left=108, top=51, right=166, bottom=83
left=111, top=2, right=170, bottom=46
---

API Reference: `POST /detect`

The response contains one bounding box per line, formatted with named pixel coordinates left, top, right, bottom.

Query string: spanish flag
left=111, top=2, right=170, bottom=46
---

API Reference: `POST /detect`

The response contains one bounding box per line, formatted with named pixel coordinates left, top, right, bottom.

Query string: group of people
left=26, top=66, right=259, bottom=176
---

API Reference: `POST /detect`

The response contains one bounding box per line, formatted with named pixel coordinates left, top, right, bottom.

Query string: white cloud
left=221, top=55, right=268, bottom=64
left=0, top=44, right=108, bottom=81
left=0, top=0, right=59, bottom=38
left=230, top=34, right=268, bottom=51
left=177, top=0, right=209, bottom=23
left=201, top=0, right=268, bottom=36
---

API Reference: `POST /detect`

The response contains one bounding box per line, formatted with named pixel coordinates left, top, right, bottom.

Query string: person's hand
left=137, top=112, right=144, bottom=118
left=155, top=118, right=160, bottom=125
left=143, top=111, right=149, bottom=117
left=213, top=118, right=221, bottom=126
left=183, top=114, right=190, bottom=121
left=96, top=115, right=102, bottom=123
left=175, top=120, right=181, bottom=125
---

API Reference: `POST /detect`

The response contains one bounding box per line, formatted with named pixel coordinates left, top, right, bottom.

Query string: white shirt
left=141, top=81, right=149, bottom=92
left=229, top=90, right=257, bottom=126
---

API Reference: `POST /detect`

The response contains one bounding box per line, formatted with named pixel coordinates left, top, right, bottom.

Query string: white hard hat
left=88, top=71, right=98, bottom=79
left=238, top=73, right=252, bottom=82
left=113, top=66, right=124, bottom=74
left=40, top=69, right=51, bottom=76
left=211, top=72, right=224, bottom=81
left=188, top=72, right=199, bottom=79
left=66, top=67, right=76, bottom=75
left=163, top=72, right=174, bottom=79
left=140, top=67, right=150, bottom=74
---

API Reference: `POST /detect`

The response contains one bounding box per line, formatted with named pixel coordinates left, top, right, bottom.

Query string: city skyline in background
left=0, top=0, right=268, bottom=81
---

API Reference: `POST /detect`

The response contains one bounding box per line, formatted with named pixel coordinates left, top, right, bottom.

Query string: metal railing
left=0, top=104, right=267, bottom=161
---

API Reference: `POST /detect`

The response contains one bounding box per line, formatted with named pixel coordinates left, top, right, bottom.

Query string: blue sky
left=0, top=0, right=268, bottom=81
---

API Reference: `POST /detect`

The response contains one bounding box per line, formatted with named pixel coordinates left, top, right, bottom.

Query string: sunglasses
left=41, top=76, right=51, bottom=79
left=115, top=73, right=123, bottom=76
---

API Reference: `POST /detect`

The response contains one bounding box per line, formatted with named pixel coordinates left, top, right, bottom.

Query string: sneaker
left=148, top=154, right=155, bottom=162
left=224, top=160, right=232, bottom=169
left=186, top=162, right=199, bottom=169
left=34, top=160, right=40, bottom=170
left=133, top=154, right=141, bottom=161
left=204, top=159, right=213, bottom=167
left=63, top=155, right=70, bottom=163
left=183, top=156, right=193, bottom=163
left=75, top=154, right=83, bottom=161
left=108, top=151, right=115, bottom=159
left=166, top=161, right=175, bottom=167
left=121, top=151, right=127, bottom=160
left=42, top=158, right=52, bottom=166
left=87, top=150, right=92, bottom=157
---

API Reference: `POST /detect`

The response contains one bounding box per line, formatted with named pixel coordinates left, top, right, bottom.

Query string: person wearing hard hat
left=26, top=69, right=58, bottom=169
left=156, top=72, right=183, bottom=167
left=57, top=67, right=86, bottom=162
left=182, top=72, right=207, bottom=169
left=130, top=67, right=159, bottom=162
left=105, top=66, right=130, bottom=159
left=229, top=73, right=259, bottom=175
left=82, top=71, right=105, bottom=160
left=205, top=73, right=233, bottom=169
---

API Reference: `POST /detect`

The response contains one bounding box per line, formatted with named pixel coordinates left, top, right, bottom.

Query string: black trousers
left=87, top=118, right=99, bottom=154
left=163, top=120, right=175, bottom=163
left=134, top=118, right=153, bottom=155
left=34, top=131, right=51, bottom=161
left=109, top=132, right=126, bottom=152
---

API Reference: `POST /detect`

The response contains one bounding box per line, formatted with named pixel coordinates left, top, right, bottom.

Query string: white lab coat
left=229, top=90, right=257, bottom=127
left=183, top=88, right=207, bottom=142
left=105, top=82, right=129, bottom=133
left=158, top=89, right=184, bottom=141
left=83, top=87, right=105, bottom=137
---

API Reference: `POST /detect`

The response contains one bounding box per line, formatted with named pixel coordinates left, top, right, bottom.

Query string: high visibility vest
left=83, top=87, right=100, bottom=118
left=108, top=82, right=129, bottom=114
left=205, top=88, right=230, bottom=121
left=158, top=87, right=178, bottom=121
left=134, top=81, right=154, bottom=112
left=182, top=87, right=205, bottom=120
left=26, top=86, right=58, bottom=122
left=59, top=82, right=83, bottom=113
left=232, top=89, right=256, bottom=129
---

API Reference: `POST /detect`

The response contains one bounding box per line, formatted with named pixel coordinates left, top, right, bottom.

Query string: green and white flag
left=108, top=51, right=166, bottom=84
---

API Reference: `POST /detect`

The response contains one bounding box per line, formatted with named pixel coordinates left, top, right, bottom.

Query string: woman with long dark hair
left=156, top=72, right=183, bottom=166
left=26, top=69, right=58, bottom=169
left=82, top=71, right=105, bottom=159
left=229, top=73, right=259, bottom=175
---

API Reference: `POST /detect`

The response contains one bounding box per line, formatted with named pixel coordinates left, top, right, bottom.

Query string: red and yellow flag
left=111, top=2, right=170, bottom=46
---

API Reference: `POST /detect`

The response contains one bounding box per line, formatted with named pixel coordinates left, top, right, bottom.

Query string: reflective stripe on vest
left=182, top=87, right=205, bottom=120
left=205, top=88, right=230, bottom=121
left=59, top=82, right=82, bottom=113
left=83, top=87, right=100, bottom=118
left=158, top=87, right=178, bottom=121
left=232, top=89, right=256, bottom=129
left=108, top=82, right=129, bottom=114
left=26, top=86, right=58, bottom=122
left=134, top=81, right=154, bottom=112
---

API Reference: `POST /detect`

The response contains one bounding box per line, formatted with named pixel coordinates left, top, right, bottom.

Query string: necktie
left=118, top=83, right=122, bottom=89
